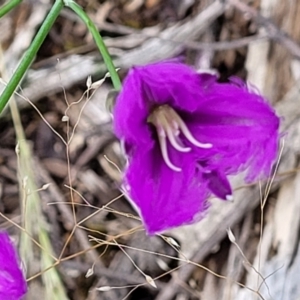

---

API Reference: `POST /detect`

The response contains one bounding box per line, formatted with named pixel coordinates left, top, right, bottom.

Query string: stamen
left=175, top=117, right=212, bottom=149
left=148, top=104, right=212, bottom=172
left=171, top=120, right=179, bottom=131
left=172, top=121, right=180, bottom=136
left=157, top=125, right=166, bottom=138
left=165, top=126, right=191, bottom=153
left=157, top=129, right=181, bottom=172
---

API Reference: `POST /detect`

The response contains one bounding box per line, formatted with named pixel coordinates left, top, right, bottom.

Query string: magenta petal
left=113, top=61, right=280, bottom=234
left=113, top=61, right=213, bottom=145
left=0, top=232, right=27, bottom=300
left=183, top=80, right=279, bottom=181
left=202, top=170, right=232, bottom=200
left=124, top=144, right=210, bottom=234
left=113, top=68, right=152, bottom=146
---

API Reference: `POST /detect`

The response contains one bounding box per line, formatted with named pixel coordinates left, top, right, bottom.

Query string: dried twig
left=228, top=0, right=300, bottom=59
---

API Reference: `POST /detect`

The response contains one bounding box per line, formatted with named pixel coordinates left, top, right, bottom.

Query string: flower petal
left=113, top=61, right=215, bottom=145
left=202, top=169, right=232, bottom=200
left=0, top=232, right=27, bottom=299
left=113, top=68, right=152, bottom=146
left=113, top=61, right=280, bottom=234
left=132, top=62, right=210, bottom=111
left=124, top=143, right=210, bottom=234
left=182, top=78, right=279, bottom=181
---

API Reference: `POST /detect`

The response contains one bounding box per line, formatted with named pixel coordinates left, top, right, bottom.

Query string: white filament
left=165, top=126, right=191, bottom=153
left=157, top=129, right=181, bottom=172
left=148, top=105, right=213, bottom=172
left=176, top=117, right=212, bottom=149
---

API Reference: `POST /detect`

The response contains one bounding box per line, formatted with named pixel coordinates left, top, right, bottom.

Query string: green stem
left=0, top=0, right=64, bottom=114
left=65, top=1, right=121, bottom=90
left=0, top=0, right=22, bottom=18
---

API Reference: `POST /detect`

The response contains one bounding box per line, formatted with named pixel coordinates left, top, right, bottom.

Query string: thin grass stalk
left=0, top=45, right=68, bottom=300
left=0, top=0, right=22, bottom=18
left=0, top=0, right=63, bottom=113
left=64, top=1, right=122, bottom=90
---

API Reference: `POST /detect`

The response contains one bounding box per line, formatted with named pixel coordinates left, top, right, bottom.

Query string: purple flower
left=0, top=231, right=27, bottom=300
left=113, top=61, right=280, bottom=234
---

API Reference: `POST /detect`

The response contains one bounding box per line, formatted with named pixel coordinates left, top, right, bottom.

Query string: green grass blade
left=65, top=1, right=122, bottom=90
left=0, top=0, right=22, bottom=18
left=0, top=0, right=64, bottom=114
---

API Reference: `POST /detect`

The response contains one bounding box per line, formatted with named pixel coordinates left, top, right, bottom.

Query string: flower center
left=147, top=105, right=212, bottom=172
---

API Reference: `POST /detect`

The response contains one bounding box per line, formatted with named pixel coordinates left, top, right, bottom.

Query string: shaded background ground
left=0, top=0, right=300, bottom=299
